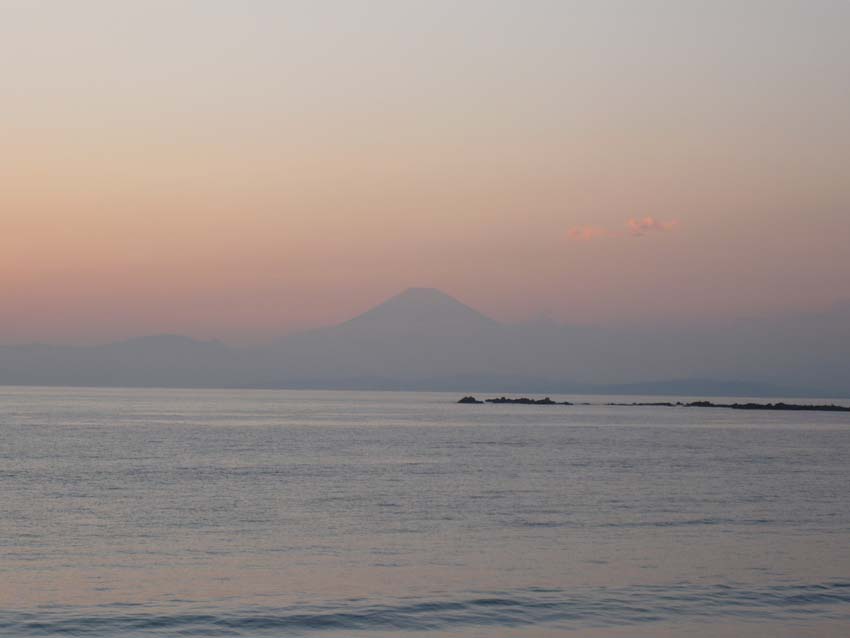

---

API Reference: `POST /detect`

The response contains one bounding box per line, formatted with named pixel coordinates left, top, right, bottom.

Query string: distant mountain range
left=1, top=287, right=849, bottom=398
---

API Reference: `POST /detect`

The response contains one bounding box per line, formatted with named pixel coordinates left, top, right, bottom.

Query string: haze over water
left=3, top=387, right=849, bottom=637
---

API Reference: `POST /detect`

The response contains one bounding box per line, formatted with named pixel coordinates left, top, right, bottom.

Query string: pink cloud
left=626, top=216, right=679, bottom=236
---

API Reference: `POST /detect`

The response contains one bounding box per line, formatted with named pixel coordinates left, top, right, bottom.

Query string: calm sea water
left=1, top=387, right=849, bottom=637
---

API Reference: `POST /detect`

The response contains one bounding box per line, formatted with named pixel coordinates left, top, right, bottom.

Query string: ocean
left=1, top=386, right=849, bottom=637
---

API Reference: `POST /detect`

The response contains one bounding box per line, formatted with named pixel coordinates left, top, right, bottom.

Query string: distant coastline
left=458, top=396, right=850, bottom=413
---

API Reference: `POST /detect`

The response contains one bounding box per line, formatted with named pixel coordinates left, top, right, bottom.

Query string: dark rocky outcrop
left=460, top=397, right=850, bottom=412
left=458, top=396, right=572, bottom=405
left=605, top=400, right=850, bottom=412
left=716, top=401, right=850, bottom=412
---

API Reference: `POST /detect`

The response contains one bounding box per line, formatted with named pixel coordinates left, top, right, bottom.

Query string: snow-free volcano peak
left=337, top=287, right=498, bottom=336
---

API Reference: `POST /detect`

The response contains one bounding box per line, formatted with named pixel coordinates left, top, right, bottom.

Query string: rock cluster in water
left=607, top=400, right=850, bottom=412
left=458, top=396, right=572, bottom=405
left=458, top=396, right=850, bottom=412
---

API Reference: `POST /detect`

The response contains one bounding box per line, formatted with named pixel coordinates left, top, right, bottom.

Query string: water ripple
left=3, top=582, right=850, bottom=636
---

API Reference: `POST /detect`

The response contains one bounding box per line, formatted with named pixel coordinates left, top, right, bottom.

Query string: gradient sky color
left=3, top=1, right=849, bottom=344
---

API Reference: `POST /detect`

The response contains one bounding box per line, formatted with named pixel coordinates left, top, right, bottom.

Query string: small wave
left=3, top=582, right=850, bottom=636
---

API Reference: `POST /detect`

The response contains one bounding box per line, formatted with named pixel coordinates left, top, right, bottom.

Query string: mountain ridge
left=1, top=288, right=848, bottom=397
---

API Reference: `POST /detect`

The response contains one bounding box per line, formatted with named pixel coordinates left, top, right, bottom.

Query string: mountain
left=258, top=288, right=505, bottom=386
left=336, top=287, right=498, bottom=337
left=0, top=289, right=848, bottom=397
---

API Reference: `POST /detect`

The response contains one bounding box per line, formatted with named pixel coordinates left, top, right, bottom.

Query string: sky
left=3, top=0, right=849, bottom=344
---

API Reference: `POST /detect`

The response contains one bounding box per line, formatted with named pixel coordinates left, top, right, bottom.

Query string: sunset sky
left=3, top=1, right=849, bottom=344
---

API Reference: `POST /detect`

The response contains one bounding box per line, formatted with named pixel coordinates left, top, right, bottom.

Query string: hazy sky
left=3, top=1, right=849, bottom=344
